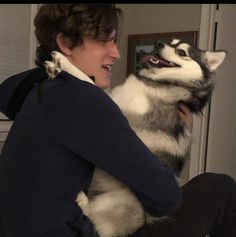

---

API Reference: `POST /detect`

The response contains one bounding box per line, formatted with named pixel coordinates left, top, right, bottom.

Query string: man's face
left=67, top=31, right=121, bottom=89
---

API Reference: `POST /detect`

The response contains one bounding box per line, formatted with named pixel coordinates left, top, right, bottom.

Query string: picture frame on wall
left=127, top=31, right=198, bottom=76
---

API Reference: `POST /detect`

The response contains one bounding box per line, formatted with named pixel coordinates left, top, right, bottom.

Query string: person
left=0, top=4, right=235, bottom=237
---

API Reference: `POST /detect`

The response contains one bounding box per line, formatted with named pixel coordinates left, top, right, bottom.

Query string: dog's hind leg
left=76, top=190, right=145, bottom=237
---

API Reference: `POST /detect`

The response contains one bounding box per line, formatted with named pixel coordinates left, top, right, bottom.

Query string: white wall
left=0, top=4, right=32, bottom=83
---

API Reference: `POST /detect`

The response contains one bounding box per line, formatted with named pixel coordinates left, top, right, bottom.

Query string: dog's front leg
left=76, top=191, right=90, bottom=216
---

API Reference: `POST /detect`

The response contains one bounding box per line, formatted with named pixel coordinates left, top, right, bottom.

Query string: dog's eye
left=176, top=49, right=187, bottom=57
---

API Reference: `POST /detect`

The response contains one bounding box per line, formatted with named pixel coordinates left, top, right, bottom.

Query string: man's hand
left=178, top=104, right=193, bottom=129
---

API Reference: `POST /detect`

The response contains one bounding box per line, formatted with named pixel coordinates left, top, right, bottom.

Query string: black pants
left=131, top=172, right=236, bottom=237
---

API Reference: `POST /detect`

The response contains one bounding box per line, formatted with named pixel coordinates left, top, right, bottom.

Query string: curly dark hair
left=34, top=4, right=123, bottom=67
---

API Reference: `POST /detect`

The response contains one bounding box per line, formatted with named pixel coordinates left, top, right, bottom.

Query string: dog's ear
left=204, top=50, right=228, bottom=72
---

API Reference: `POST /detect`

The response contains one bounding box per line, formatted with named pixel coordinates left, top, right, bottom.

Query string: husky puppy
left=111, top=39, right=227, bottom=176
left=44, top=39, right=227, bottom=237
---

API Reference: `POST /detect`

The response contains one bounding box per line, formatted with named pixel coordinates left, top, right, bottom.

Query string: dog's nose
left=155, top=41, right=165, bottom=49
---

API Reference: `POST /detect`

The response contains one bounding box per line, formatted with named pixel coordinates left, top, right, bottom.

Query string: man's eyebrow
left=107, top=35, right=117, bottom=42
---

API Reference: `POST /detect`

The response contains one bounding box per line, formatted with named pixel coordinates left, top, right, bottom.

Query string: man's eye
left=176, top=49, right=187, bottom=57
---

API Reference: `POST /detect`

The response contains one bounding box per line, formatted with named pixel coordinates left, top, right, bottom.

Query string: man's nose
left=110, top=43, right=121, bottom=60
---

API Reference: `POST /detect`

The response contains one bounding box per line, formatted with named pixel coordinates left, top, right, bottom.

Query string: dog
left=44, top=39, right=227, bottom=237
left=110, top=39, right=227, bottom=177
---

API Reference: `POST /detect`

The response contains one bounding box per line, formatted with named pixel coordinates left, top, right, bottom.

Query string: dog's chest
left=123, top=96, right=179, bottom=134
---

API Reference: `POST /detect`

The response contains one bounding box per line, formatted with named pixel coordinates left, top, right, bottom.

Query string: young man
left=0, top=4, right=235, bottom=237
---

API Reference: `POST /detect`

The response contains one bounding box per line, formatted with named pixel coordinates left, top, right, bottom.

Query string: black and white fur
left=111, top=39, right=227, bottom=176
left=44, top=39, right=227, bottom=237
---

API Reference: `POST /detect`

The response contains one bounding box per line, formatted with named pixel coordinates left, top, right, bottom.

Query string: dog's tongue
left=139, top=54, right=172, bottom=68
left=139, top=54, right=154, bottom=64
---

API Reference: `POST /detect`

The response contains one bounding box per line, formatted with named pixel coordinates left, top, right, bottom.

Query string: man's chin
left=95, top=77, right=111, bottom=89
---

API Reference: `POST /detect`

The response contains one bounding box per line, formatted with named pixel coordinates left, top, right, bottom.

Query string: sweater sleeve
left=43, top=73, right=181, bottom=217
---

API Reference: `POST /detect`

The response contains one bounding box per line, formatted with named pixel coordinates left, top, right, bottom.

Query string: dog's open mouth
left=139, top=53, right=179, bottom=69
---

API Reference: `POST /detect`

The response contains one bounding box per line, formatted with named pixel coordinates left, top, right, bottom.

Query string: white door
left=206, top=4, right=236, bottom=180
left=190, top=4, right=236, bottom=181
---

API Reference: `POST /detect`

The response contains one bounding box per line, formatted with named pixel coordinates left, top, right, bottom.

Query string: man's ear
left=56, top=33, right=72, bottom=56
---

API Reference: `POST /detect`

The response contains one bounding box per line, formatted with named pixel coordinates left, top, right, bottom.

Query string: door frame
left=189, top=4, right=217, bottom=179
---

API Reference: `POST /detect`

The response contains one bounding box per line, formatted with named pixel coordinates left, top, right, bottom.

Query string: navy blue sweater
left=0, top=69, right=181, bottom=237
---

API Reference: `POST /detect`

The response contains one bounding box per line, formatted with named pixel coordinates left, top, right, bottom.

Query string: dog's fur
left=44, top=39, right=227, bottom=237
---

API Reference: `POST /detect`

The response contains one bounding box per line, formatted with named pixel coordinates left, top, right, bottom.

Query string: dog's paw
left=76, top=191, right=89, bottom=210
left=51, top=51, right=64, bottom=69
left=44, top=60, right=61, bottom=80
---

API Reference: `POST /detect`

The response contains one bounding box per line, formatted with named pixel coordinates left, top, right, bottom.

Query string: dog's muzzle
left=138, top=52, right=175, bottom=71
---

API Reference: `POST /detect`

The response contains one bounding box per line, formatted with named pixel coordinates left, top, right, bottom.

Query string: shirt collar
left=47, top=51, right=96, bottom=85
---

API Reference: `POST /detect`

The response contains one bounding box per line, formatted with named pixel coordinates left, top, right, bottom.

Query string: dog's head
left=138, top=38, right=227, bottom=85
left=137, top=38, right=227, bottom=113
